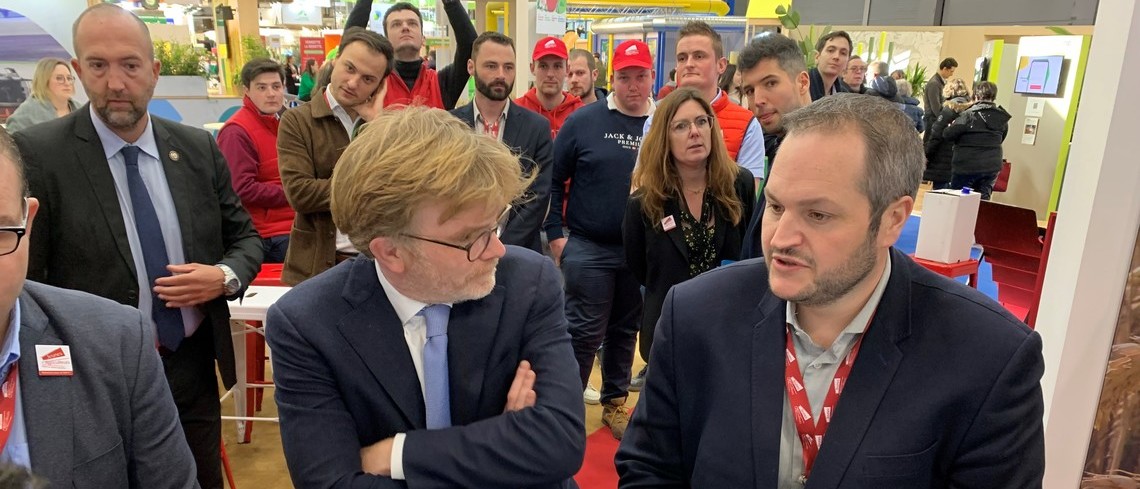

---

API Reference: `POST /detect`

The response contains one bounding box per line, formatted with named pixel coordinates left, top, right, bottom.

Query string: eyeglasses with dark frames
left=401, top=206, right=511, bottom=262
left=0, top=198, right=29, bottom=257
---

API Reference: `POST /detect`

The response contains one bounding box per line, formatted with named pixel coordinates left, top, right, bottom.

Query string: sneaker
left=583, top=383, right=601, bottom=405
left=629, top=366, right=647, bottom=392
left=602, top=396, right=631, bottom=440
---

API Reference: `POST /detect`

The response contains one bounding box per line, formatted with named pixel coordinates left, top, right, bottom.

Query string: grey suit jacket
left=13, top=105, right=264, bottom=388
left=18, top=281, right=198, bottom=489
left=450, top=102, right=553, bottom=253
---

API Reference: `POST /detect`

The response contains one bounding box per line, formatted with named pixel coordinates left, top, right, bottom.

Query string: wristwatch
left=216, top=264, right=241, bottom=296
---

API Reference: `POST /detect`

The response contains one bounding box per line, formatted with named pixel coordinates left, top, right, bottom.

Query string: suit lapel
left=446, top=285, right=504, bottom=425
left=805, top=250, right=911, bottom=488
left=662, top=198, right=689, bottom=262
left=17, top=293, right=74, bottom=484
left=501, top=102, right=523, bottom=145
left=454, top=104, right=476, bottom=128
left=74, top=109, right=137, bottom=277
left=751, top=288, right=789, bottom=487
left=152, top=120, right=196, bottom=259
left=336, top=260, right=425, bottom=427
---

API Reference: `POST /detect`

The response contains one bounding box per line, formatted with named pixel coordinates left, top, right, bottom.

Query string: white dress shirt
left=323, top=89, right=359, bottom=254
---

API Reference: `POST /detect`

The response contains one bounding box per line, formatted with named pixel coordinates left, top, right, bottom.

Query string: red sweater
left=514, top=88, right=584, bottom=139
left=217, top=96, right=294, bottom=238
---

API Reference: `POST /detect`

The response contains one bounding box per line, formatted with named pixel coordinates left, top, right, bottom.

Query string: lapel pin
left=169, top=150, right=180, bottom=161
left=661, top=215, right=677, bottom=232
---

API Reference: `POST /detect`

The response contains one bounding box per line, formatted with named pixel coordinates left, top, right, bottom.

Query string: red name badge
left=35, top=345, right=74, bottom=377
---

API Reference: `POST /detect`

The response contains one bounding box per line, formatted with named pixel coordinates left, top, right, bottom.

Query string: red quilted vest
left=711, top=93, right=753, bottom=161
left=224, top=97, right=294, bottom=238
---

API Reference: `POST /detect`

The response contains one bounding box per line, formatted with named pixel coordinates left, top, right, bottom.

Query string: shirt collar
left=472, top=99, right=509, bottom=123
left=324, top=88, right=355, bottom=118
left=606, top=92, right=656, bottom=117
left=787, top=253, right=893, bottom=338
left=373, top=260, right=452, bottom=326
left=90, top=105, right=159, bottom=161
left=2, top=298, right=21, bottom=369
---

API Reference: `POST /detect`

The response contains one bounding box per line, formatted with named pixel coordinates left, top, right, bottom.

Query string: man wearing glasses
left=265, top=107, right=585, bottom=488
left=0, top=127, right=196, bottom=487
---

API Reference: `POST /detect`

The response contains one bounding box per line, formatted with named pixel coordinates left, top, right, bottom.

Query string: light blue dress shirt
left=0, top=299, right=29, bottom=468
left=639, top=89, right=766, bottom=177
left=89, top=106, right=204, bottom=337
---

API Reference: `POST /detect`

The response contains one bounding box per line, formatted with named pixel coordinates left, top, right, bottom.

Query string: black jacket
left=943, top=101, right=1011, bottom=175
left=924, top=97, right=973, bottom=182
left=809, top=67, right=849, bottom=101
left=623, top=168, right=755, bottom=341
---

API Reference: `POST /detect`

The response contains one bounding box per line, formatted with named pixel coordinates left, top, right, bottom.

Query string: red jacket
left=711, top=93, right=753, bottom=161
left=514, top=88, right=584, bottom=139
left=384, top=63, right=445, bottom=109
left=217, top=96, right=294, bottom=238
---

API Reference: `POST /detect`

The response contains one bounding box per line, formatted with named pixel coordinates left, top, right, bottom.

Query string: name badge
left=661, top=215, right=677, bottom=232
left=35, top=345, right=74, bottom=377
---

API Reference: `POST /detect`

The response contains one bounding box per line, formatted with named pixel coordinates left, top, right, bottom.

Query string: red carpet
left=574, top=427, right=621, bottom=488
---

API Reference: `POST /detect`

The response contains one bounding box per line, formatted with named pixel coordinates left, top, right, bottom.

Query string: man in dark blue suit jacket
left=450, top=31, right=553, bottom=254
left=266, top=107, right=584, bottom=488
left=616, top=94, right=1044, bottom=488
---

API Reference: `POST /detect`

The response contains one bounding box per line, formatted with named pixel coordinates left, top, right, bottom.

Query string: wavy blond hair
left=30, top=58, right=70, bottom=101
left=331, top=106, right=534, bottom=257
left=631, top=87, right=743, bottom=228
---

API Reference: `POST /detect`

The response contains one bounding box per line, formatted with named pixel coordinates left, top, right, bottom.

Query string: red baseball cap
left=532, top=36, right=568, bottom=61
left=612, top=40, right=653, bottom=71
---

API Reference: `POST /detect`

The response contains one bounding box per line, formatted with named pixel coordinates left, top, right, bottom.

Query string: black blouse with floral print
left=678, top=191, right=718, bottom=277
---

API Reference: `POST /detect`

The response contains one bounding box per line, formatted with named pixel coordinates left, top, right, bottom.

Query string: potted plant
left=153, top=40, right=212, bottom=97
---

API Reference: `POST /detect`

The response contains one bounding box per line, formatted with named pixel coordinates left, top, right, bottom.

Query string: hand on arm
left=503, top=360, right=537, bottom=412
left=360, top=437, right=395, bottom=476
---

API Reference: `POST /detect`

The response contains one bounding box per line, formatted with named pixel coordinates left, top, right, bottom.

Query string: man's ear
left=370, top=236, right=407, bottom=275
left=875, top=195, right=915, bottom=248
left=468, top=59, right=475, bottom=77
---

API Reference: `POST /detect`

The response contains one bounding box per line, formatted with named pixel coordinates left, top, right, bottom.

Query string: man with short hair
left=808, top=31, right=853, bottom=100
left=346, top=0, right=477, bottom=109
left=736, top=33, right=814, bottom=260
left=644, top=21, right=765, bottom=179
left=515, top=36, right=583, bottom=138
left=218, top=58, right=294, bottom=263
left=567, top=48, right=606, bottom=105
left=13, top=5, right=264, bottom=487
left=278, top=27, right=394, bottom=285
left=923, top=57, right=958, bottom=141
left=0, top=127, right=198, bottom=488
left=545, top=39, right=654, bottom=440
left=616, top=93, right=1045, bottom=487
left=267, top=107, right=585, bottom=488
left=452, top=32, right=553, bottom=254
left=843, top=55, right=868, bottom=94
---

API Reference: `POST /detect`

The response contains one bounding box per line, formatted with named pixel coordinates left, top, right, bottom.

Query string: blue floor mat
left=896, top=216, right=998, bottom=301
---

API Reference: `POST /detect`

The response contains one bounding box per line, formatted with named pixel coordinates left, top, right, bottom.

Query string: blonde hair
left=30, top=58, right=70, bottom=101
left=631, top=87, right=743, bottom=228
left=331, top=106, right=533, bottom=257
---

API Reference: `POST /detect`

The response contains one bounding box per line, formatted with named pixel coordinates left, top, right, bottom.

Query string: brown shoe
left=602, top=396, right=631, bottom=440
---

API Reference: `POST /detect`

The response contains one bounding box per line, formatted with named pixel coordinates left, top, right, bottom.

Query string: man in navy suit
left=450, top=31, right=553, bottom=254
left=266, top=106, right=585, bottom=488
left=616, top=94, right=1045, bottom=488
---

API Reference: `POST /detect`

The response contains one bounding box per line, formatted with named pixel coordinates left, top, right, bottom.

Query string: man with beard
left=616, top=94, right=1045, bottom=488
left=12, top=5, right=264, bottom=488
left=567, top=49, right=606, bottom=105
left=545, top=39, right=654, bottom=440
left=346, top=0, right=476, bottom=110
left=515, top=36, right=583, bottom=139
left=278, top=28, right=394, bottom=285
left=451, top=32, right=553, bottom=253
left=266, top=107, right=585, bottom=488
left=737, top=33, right=814, bottom=260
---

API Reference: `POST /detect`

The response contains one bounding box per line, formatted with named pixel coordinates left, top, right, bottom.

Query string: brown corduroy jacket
left=278, top=88, right=352, bottom=285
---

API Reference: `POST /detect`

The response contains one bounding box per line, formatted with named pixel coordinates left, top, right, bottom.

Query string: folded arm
left=278, top=110, right=333, bottom=214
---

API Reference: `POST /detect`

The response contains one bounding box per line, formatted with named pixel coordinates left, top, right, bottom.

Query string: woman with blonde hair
left=623, top=87, right=755, bottom=377
left=923, top=77, right=972, bottom=189
left=5, top=58, right=78, bottom=132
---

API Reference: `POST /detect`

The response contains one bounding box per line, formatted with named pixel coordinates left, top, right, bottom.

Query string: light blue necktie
left=420, top=304, right=451, bottom=429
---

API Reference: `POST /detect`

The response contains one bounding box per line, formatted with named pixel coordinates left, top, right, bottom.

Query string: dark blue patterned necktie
left=121, top=145, right=184, bottom=350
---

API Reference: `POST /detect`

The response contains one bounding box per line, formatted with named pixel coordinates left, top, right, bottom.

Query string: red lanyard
left=784, top=324, right=867, bottom=482
left=0, top=363, right=19, bottom=452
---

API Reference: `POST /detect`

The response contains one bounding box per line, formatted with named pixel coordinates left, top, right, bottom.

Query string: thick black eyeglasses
left=0, top=199, right=29, bottom=257
left=401, top=206, right=511, bottom=261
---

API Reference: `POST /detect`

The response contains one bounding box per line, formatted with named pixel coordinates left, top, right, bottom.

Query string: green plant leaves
left=775, top=4, right=787, bottom=15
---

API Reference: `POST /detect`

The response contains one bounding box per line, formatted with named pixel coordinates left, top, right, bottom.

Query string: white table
left=224, top=286, right=291, bottom=441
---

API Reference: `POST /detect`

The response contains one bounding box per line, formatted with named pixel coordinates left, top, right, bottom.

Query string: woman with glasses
left=5, top=58, right=78, bottom=133
left=623, top=87, right=755, bottom=380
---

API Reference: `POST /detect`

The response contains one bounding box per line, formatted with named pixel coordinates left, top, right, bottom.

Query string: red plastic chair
left=240, top=264, right=285, bottom=442
left=974, top=201, right=1054, bottom=325
left=1025, top=212, right=1058, bottom=328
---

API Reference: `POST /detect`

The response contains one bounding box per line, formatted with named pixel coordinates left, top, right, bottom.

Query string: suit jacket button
left=127, top=290, right=138, bottom=301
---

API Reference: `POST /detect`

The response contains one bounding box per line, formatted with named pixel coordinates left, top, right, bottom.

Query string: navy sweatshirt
left=545, top=99, right=649, bottom=245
